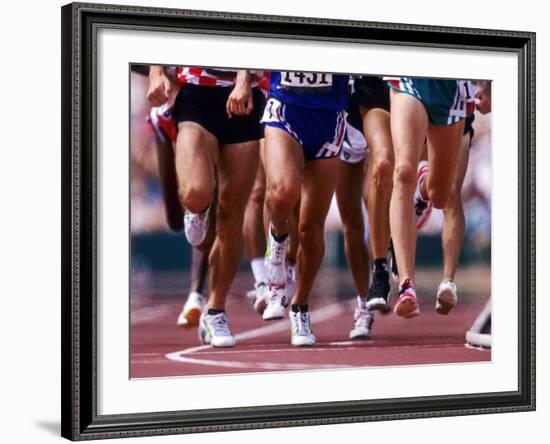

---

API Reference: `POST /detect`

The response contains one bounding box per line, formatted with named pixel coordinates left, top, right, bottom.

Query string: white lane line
left=189, top=347, right=362, bottom=355
left=131, top=305, right=174, bottom=325
left=164, top=356, right=350, bottom=371
left=329, top=341, right=358, bottom=346
left=133, top=353, right=163, bottom=357
left=186, top=343, right=469, bottom=356
left=165, top=302, right=347, bottom=371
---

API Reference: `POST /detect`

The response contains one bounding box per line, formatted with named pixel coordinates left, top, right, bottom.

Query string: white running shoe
left=436, top=279, right=458, bottom=315
left=265, top=225, right=289, bottom=286
left=262, top=284, right=288, bottom=320
left=289, top=309, right=316, bottom=347
left=250, top=282, right=269, bottom=315
left=198, top=311, right=236, bottom=348
left=349, top=307, right=374, bottom=339
left=184, top=207, right=210, bottom=246
left=414, top=161, right=432, bottom=230
left=176, top=291, right=206, bottom=328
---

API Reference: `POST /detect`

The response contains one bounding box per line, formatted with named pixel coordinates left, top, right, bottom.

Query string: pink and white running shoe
left=394, top=279, right=420, bottom=319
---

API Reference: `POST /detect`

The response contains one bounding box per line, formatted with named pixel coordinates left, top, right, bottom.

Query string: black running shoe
left=366, top=270, right=391, bottom=313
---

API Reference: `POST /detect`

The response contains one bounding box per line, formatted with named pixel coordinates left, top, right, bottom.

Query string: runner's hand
left=226, top=71, right=254, bottom=118
left=475, top=81, right=491, bottom=114
left=147, top=66, right=171, bottom=107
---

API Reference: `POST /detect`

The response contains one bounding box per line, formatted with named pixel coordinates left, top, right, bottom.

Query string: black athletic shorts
left=352, top=75, right=390, bottom=112
left=464, top=113, right=475, bottom=143
left=346, top=101, right=364, bottom=132
left=172, top=84, right=266, bottom=144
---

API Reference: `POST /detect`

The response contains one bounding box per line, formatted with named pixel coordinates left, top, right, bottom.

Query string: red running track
left=131, top=267, right=490, bottom=379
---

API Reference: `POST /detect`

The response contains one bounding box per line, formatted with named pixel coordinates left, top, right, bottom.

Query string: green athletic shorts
left=387, top=78, right=473, bottom=126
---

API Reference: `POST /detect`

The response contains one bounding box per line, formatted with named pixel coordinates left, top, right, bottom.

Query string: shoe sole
left=185, top=229, right=208, bottom=247
left=177, top=306, right=201, bottom=328
left=262, top=313, right=284, bottom=321
left=349, top=332, right=371, bottom=340
left=262, top=303, right=286, bottom=320
left=199, top=327, right=211, bottom=344
left=291, top=339, right=315, bottom=347
left=198, top=324, right=236, bottom=347
left=435, top=289, right=457, bottom=315
left=394, top=296, right=420, bottom=319
left=366, top=297, right=391, bottom=314
left=211, top=339, right=236, bottom=348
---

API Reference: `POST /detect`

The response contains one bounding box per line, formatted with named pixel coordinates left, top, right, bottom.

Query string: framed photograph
left=61, top=2, right=535, bottom=440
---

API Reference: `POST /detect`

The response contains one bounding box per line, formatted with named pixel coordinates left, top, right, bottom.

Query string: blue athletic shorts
left=261, top=98, right=346, bottom=160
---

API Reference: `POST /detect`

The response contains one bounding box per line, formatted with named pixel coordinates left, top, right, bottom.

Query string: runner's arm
left=147, top=65, right=172, bottom=107
left=226, top=70, right=254, bottom=118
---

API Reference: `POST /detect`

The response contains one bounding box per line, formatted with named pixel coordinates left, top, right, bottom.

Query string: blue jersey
left=269, top=71, right=349, bottom=112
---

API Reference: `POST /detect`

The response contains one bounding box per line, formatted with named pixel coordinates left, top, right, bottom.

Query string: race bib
left=260, top=98, right=283, bottom=124
left=458, top=80, right=475, bottom=103
left=280, top=71, right=333, bottom=88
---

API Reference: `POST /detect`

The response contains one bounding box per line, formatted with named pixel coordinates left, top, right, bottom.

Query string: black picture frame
left=61, top=2, right=536, bottom=440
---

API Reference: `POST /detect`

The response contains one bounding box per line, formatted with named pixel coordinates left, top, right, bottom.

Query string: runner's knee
left=443, top=188, right=463, bottom=212
left=427, top=184, right=451, bottom=209
left=343, top=222, right=365, bottom=252
left=267, top=181, right=300, bottom=215
left=372, top=158, right=393, bottom=191
left=298, top=221, right=324, bottom=251
left=216, top=202, right=243, bottom=239
left=393, top=163, right=416, bottom=189
left=248, top=182, right=266, bottom=210
left=180, top=184, right=213, bottom=214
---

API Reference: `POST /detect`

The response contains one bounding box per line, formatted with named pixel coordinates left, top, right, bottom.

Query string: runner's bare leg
left=189, top=247, right=209, bottom=294
left=336, top=159, right=369, bottom=297
left=293, top=157, right=340, bottom=305
left=441, top=133, right=470, bottom=280
left=243, top=141, right=267, bottom=260
left=175, top=122, right=218, bottom=215
left=424, top=120, right=465, bottom=209
left=264, top=126, right=304, bottom=238
left=363, top=108, right=394, bottom=260
left=207, top=140, right=259, bottom=310
left=389, top=90, right=427, bottom=282
left=175, top=122, right=219, bottom=252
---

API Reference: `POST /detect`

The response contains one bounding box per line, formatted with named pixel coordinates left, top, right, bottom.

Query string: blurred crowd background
left=130, top=71, right=491, bottom=271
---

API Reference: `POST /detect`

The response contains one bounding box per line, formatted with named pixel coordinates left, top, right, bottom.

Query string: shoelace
left=269, top=285, right=287, bottom=305
left=354, top=309, right=373, bottom=329
left=187, top=211, right=206, bottom=227
left=440, top=280, right=457, bottom=292
left=368, top=273, right=389, bottom=298
left=208, top=313, right=231, bottom=336
left=297, top=312, right=312, bottom=335
left=399, top=279, right=414, bottom=296
left=273, top=241, right=285, bottom=264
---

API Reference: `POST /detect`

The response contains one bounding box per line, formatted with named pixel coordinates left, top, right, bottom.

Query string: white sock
left=357, top=295, right=367, bottom=310
left=251, top=257, right=267, bottom=285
